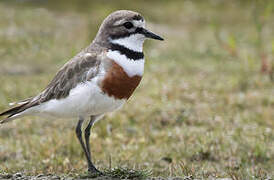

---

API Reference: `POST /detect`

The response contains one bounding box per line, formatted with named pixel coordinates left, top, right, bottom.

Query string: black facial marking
left=110, top=43, right=144, bottom=60
left=110, top=27, right=144, bottom=40
left=135, top=27, right=142, bottom=33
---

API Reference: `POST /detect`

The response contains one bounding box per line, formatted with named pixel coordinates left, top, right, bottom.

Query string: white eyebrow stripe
left=113, top=19, right=145, bottom=27
left=113, top=19, right=125, bottom=26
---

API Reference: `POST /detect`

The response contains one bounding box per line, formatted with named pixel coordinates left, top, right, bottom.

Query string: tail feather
left=0, top=114, right=22, bottom=124
left=0, top=102, right=29, bottom=124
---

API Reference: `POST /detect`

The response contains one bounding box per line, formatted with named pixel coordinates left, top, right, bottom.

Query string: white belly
left=32, top=79, right=126, bottom=118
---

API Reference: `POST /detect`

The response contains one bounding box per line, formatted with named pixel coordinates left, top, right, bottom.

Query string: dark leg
left=84, top=116, right=101, bottom=174
left=75, top=118, right=100, bottom=174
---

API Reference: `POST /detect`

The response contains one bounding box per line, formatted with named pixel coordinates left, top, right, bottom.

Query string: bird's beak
left=141, top=28, right=164, bottom=41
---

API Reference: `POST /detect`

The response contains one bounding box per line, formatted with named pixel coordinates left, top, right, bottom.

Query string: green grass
left=0, top=0, right=273, bottom=179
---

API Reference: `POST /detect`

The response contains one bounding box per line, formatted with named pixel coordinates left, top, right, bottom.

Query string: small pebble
left=14, top=172, right=23, bottom=177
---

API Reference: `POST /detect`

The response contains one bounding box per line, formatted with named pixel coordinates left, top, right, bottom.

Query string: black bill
left=141, top=28, right=164, bottom=41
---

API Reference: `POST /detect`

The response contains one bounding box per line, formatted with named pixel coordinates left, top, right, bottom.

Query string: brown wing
left=37, top=52, right=100, bottom=103
left=0, top=52, right=101, bottom=122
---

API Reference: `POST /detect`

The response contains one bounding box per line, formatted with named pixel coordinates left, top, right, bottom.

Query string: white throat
left=110, top=34, right=145, bottom=52
left=107, top=33, right=146, bottom=77
left=107, top=50, right=144, bottom=77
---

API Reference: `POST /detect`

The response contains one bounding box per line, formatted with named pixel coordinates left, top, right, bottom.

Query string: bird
left=0, top=10, right=163, bottom=174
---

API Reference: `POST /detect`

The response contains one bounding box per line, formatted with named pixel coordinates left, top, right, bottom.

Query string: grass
left=93, top=168, right=151, bottom=179
left=0, top=0, right=273, bottom=179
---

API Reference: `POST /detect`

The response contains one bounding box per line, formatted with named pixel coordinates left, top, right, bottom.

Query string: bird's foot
left=88, top=166, right=103, bottom=177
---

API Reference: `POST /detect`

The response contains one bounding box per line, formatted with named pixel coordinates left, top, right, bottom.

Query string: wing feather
left=0, top=52, right=101, bottom=123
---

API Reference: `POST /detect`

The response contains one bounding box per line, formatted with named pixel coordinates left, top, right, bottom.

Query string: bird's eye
left=123, top=22, right=133, bottom=29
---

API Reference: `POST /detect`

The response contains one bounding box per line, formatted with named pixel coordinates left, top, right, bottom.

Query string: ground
left=0, top=0, right=273, bottom=179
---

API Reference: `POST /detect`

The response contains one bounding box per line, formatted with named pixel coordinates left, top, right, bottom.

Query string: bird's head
left=94, top=10, right=164, bottom=52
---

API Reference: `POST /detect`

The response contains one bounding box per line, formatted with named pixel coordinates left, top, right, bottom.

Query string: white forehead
left=132, top=20, right=145, bottom=28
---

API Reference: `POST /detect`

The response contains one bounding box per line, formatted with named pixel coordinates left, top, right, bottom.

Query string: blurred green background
left=0, top=0, right=273, bottom=179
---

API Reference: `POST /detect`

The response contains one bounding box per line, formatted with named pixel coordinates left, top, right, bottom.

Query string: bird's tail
left=0, top=99, right=31, bottom=124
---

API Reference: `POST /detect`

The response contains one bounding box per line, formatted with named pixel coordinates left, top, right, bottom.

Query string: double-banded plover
left=0, top=10, right=164, bottom=174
